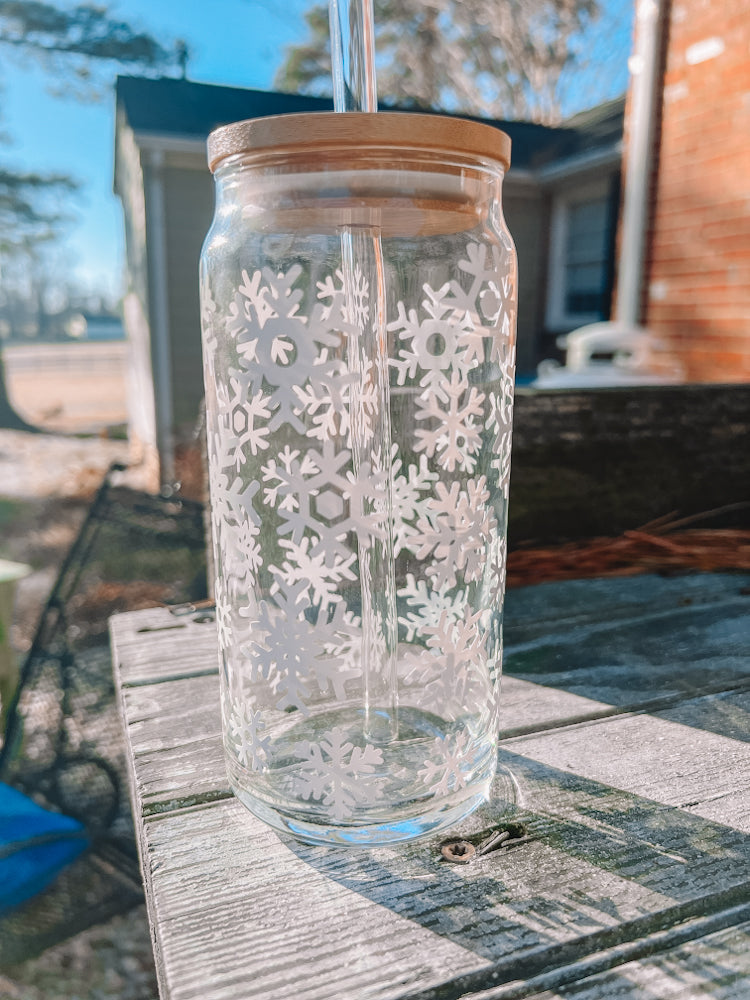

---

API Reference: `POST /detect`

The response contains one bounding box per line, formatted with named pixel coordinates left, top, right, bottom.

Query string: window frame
left=545, top=177, right=616, bottom=333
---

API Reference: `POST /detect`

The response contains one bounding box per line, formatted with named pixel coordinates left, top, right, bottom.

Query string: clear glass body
left=200, top=129, right=517, bottom=846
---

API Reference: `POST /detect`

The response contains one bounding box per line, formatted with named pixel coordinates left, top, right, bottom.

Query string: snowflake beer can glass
left=200, top=113, right=517, bottom=846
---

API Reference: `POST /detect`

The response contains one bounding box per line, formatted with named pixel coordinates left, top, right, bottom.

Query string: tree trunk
left=0, top=349, right=39, bottom=432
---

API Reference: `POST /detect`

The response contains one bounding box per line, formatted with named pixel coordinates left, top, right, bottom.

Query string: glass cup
left=200, top=112, right=517, bottom=846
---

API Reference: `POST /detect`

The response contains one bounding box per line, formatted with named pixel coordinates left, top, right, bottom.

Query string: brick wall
left=643, top=0, right=750, bottom=382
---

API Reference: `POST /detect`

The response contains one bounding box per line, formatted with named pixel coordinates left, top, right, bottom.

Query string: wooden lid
left=207, top=111, right=511, bottom=174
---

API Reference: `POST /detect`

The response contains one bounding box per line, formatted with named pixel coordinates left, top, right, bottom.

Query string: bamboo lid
left=207, top=111, right=511, bottom=174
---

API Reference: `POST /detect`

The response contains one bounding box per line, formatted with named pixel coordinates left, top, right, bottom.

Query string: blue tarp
left=0, top=782, right=88, bottom=913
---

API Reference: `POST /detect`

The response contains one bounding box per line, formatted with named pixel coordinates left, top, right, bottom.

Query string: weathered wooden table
left=111, top=572, right=750, bottom=1000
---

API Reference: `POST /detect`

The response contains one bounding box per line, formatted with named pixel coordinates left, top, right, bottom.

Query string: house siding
left=504, top=183, right=547, bottom=376
left=163, top=165, right=215, bottom=432
left=644, top=0, right=750, bottom=381
left=114, top=118, right=159, bottom=487
left=115, top=80, right=625, bottom=482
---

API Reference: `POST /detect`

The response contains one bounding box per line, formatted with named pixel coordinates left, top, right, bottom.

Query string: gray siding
left=114, top=121, right=158, bottom=473
left=504, top=183, right=547, bottom=377
left=164, top=166, right=215, bottom=432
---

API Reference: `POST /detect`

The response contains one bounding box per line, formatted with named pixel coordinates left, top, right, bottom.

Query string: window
left=546, top=178, right=616, bottom=332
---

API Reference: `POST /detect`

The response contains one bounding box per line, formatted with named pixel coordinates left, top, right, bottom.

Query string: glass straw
left=329, top=0, right=399, bottom=744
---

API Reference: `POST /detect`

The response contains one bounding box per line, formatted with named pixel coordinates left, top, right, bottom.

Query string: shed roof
left=115, top=76, right=623, bottom=173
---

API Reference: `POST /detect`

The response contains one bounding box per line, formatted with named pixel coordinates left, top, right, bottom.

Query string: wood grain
left=518, top=919, right=750, bottom=1000
left=111, top=572, right=750, bottom=1000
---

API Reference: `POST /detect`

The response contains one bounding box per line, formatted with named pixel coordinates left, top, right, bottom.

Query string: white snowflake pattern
left=214, top=575, right=233, bottom=649
left=201, top=245, right=516, bottom=795
left=316, top=263, right=369, bottom=333
left=228, top=698, right=271, bottom=772
left=343, top=458, right=389, bottom=545
left=489, top=298, right=517, bottom=369
left=261, top=442, right=352, bottom=563
left=245, top=581, right=318, bottom=713
left=418, top=608, right=490, bottom=718
left=449, top=243, right=506, bottom=319
left=418, top=729, right=471, bottom=797
left=211, top=471, right=262, bottom=532
left=230, top=266, right=344, bottom=433
left=388, top=283, right=479, bottom=392
left=485, top=527, right=508, bottom=611
left=220, top=517, right=262, bottom=589
left=227, top=267, right=282, bottom=340
left=270, top=536, right=357, bottom=608
left=414, top=371, right=485, bottom=473
left=486, top=386, right=514, bottom=499
left=390, top=452, right=438, bottom=558
left=293, top=727, right=384, bottom=821
left=412, top=478, right=497, bottom=589
left=261, top=446, right=319, bottom=512
left=293, top=357, right=354, bottom=442
left=397, top=574, right=465, bottom=642
left=349, top=357, right=380, bottom=447
left=243, top=577, right=364, bottom=713
left=309, top=602, right=362, bottom=699
left=217, top=372, right=272, bottom=469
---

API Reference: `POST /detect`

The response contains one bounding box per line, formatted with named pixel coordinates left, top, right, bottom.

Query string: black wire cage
left=0, top=465, right=209, bottom=966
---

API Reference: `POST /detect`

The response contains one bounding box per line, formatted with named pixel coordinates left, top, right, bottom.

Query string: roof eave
left=534, top=141, right=623, bottom=185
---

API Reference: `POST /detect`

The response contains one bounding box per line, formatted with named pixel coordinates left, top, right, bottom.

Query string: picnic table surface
left=110, top=571, right=750, bottom=1000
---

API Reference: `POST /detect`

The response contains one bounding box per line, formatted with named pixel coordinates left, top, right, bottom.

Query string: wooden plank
left=110, top=607, right=219, bottom=685
left=136, top=731, right=750, bottom=1000
left=399, top=909, right=750, bottom=1000
left=119, top=673, right=227, bottom=816
left=505, top=688, right=750, bottom=832
left=476, top=916, right=750, bottom=999
left=120, top=681, right=750, bottom=998
left=110, top=574, right=750, bottom=1000
left=503, top=572, right=750, bottom=645
left=501, top=573, right=750, bottom=737
left=119, top=673, right=750, bottom=823
left=113, top=574, right=750, bottom=817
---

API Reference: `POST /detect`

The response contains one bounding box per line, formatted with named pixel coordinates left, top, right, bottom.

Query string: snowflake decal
left=454, top=243, right=505, bottom=314
left=397, top=574, right=465, bottom=642
left=400, top=607, right=490, bottom=719
left=412, top=478, right=497, bottom=589
left=485, top=528, right=508, bottom=611
left=293, top=359, right=353, bottom=442
left=228, top=698, right=271, bottom=772
left=486, top=386, right=514, bottom=499
left=229, top=266, right=344, bottom=433
left=311, top=602, right=362, bottom=699
left=423, top=609, right=489, bottom=715
left=390, top=452, right=438, bottom=558
left=217, top=371, right=272, bottom=469
left=270, top=536, right=357, bottom=608
left=419, top=729, right=471, bottom=797
left=294, top=728, right=384, bottom=821
left=243, top=581, right=319, bottom=713
left=414, top=372, right=485, bottom=473
left=201, top=238, right=515, bottom=739
left=214, top=574, right=233, bottom=650
left=388, top=283, right=479, bottom=392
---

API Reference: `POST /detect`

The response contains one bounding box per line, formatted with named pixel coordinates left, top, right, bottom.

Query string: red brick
left=620, top=0, right=750, bottom=380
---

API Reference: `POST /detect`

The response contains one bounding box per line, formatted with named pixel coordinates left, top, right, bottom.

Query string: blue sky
left=1, top=0, right=632, bottom=301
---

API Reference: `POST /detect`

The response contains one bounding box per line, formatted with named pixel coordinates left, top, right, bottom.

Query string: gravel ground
left=0, top=908, right=158, bottom=1000
left=0, top=427, right=159, bottom=999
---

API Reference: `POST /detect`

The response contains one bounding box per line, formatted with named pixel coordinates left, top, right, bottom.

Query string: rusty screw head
left=441, top=840, right=476, bottom=864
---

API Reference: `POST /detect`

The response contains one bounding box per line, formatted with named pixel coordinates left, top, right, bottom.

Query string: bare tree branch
left=274, top=0, right=600, bottom=124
